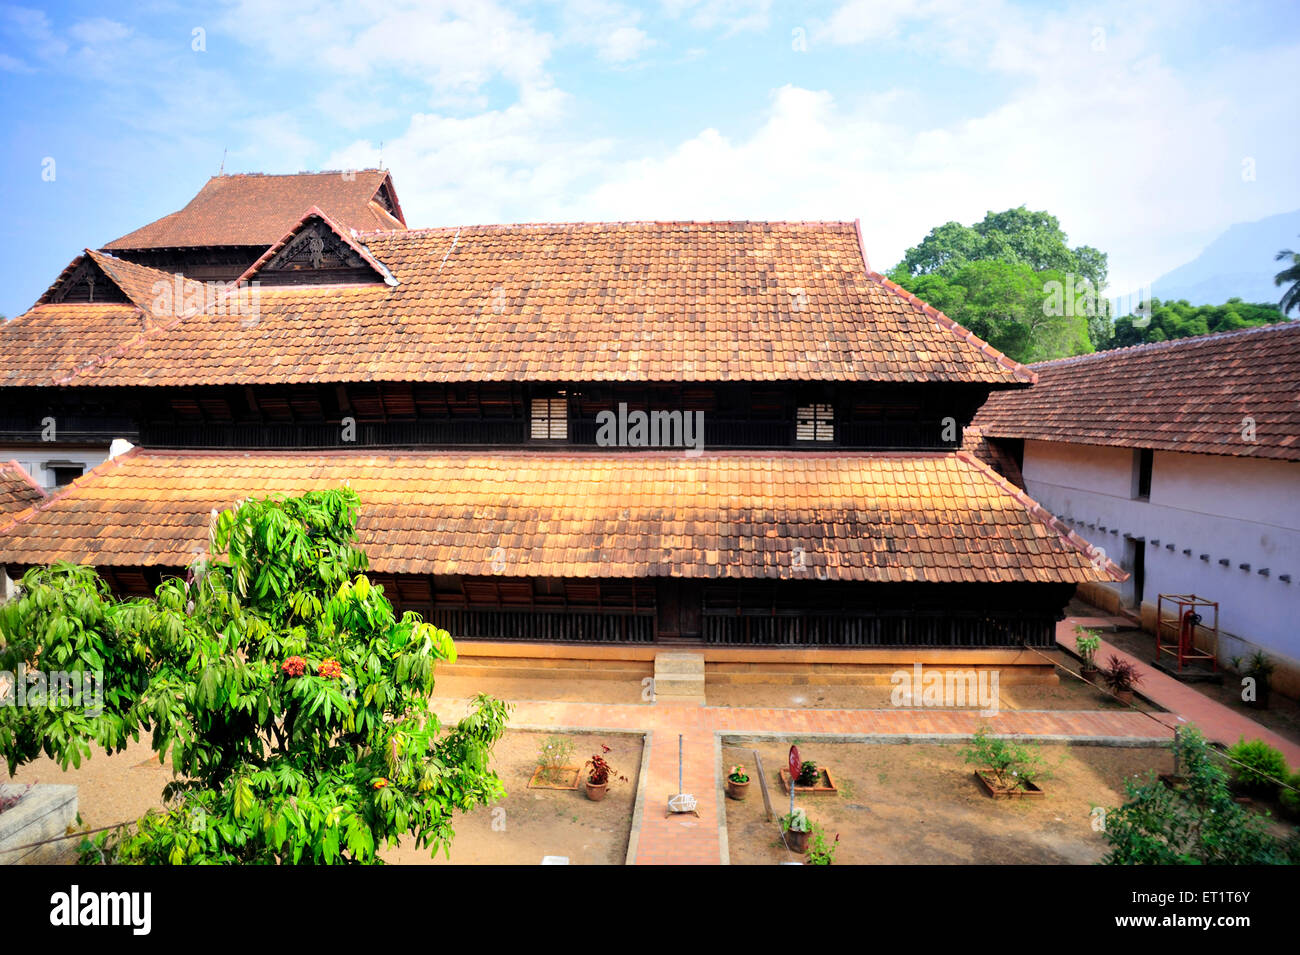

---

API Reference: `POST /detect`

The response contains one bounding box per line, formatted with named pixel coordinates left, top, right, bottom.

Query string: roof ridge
left=357, top=219, right=861, bottom=237
left=1030, top=318, right=1300, bottom=368
left=954, top=451, right=1126, bottom=582
left=862, top=271, right=1038, bottom=386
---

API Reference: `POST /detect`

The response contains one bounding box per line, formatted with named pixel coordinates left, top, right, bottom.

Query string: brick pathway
left=1059, top=616, right=1300, bottom=766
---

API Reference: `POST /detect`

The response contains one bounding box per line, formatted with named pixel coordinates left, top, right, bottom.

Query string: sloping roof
left=0, top=461, right=45, bottom=523
left=4, top=221, right=1035, bottom=388
left=102, top=170, right=405, bottom=250
left=0, top=448, right=1121, bottom=584
left=974, top=322, right=1300, bottom=461
left=961, top=424, right=1025, bottom=488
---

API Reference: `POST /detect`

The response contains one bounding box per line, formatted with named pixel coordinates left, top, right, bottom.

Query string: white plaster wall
left=1021, top=440, right=1300, bottom=663
left=0, top=445, right=113, bottom=490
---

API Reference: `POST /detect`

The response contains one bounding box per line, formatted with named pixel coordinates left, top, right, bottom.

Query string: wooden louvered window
left=795, top=404, right=834, bottom=442
left=530, top=396, right=568, bottom=440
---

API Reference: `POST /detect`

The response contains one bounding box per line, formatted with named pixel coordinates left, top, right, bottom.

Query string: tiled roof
left=4, top=222, right=1035, bottom=388
left=961, top=424, right=1025, bottom=488
left=0, top=448, right=1121, bottom=584
left=0, top=460, right=45, bottom=523
left=102, top=170, right=405, bottom=249
left=974, top=322, right=1300, bottom=461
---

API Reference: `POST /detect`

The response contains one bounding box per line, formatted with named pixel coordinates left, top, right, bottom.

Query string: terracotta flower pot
left=726, top=777, right=750, bottom=800
left=585, top=780, right=609, bottom=801
left=1081, top=664, right=1100, bottom=682
left=1113, top=687, right=1134, bottom=705
left=786, top=829, right=809, bottom=853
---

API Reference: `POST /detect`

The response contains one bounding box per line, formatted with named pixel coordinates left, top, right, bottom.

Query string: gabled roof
left=4, top=220, right=1035, bottom=388
left=0, top=460, right=45, bottom=523
left=236, top=207, right=396, bottom=287
left=0, top=447, right=1122, bottom=584
left=974, top=321, right=1300, bottom=461
left=102, top=170, right=405, bottom=250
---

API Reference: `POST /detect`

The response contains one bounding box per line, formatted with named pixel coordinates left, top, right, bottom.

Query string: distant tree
left=889, top=206, right=1110, bottom=355
left=900, top=260, right=1091, bottom=364
left=1276, top=238, right=1300, bottom=314
left=1109, top=298, right=1287, bottom=349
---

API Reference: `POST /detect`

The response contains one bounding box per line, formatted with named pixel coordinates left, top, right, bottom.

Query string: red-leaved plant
left=585, top=744, right=627, bottom=787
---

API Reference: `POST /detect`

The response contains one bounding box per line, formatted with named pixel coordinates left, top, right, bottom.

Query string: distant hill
left=1149, top=209, right=1300, bottom=314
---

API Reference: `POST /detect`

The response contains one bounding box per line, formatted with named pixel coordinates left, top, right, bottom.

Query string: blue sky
left=2, top=0, right=1298, bottom=319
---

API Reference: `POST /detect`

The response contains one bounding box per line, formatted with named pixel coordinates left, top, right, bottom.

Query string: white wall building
left=975, top=322, right=1300, bottom=692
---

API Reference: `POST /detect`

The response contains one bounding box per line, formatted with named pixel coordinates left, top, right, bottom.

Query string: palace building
left=0, top=170, right=1121, bottom=675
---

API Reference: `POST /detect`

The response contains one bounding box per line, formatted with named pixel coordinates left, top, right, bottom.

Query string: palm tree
left=1275, top=237, right=1300, bottom=315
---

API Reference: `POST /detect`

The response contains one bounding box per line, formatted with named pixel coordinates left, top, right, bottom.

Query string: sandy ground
left=2, top=729, right=642, bottom=866
left=706, top=656, right=1163, bottom=713
left=382, top=730, right=642, bottom=865
left=722, top=740, right=1175, bottom=865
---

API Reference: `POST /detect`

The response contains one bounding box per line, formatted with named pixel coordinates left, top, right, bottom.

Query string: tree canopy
left=0, top=487, right=510, bottom=864
left=888, top=206, right=1109, bottom=360
left=1109, top=297, right=1288, bottom=349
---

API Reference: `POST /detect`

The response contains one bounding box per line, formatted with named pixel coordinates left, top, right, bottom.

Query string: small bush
left=797, top=760, right=820, bottom=786
left=962, top=726, right=1045, bottom=791
left=1279, top=772, right=1300, bottom=819
left=535, top=735, right=575, bottom=782
left=806, top=824, right=839, bottom=865
left=1226, top=738, right=1289, bottom=796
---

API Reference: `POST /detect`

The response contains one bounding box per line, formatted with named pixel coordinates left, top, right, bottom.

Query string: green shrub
left=1103, top=727, right=1300, bottom=865
left=1226, top=738, right=1289, bottom=796
left=962, top=726, right=1045, bottom=791
left=1280, top=772, right=1300, bottom=820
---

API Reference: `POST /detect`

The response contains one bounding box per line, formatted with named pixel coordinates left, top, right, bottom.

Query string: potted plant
left=1244, top=652, right=1274, bottom=710
left=780, top=807, right=811, bottom=852
left=726, top=764, right=750, bottom=800
left=1101, top=654, right=1143, bottom=705
left=1074, top=626, right=1102, bottom=680
left=583, top=746, right=626, bottom=802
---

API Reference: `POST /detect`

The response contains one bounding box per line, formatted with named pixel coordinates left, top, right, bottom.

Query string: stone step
left=654, top=652, right=705, bottom=675
left=653, top=652, right=706, bottom=703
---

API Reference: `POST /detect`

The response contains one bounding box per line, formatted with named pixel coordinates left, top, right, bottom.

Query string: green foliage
left=1225, top=738, right=1289, bottom=797
left=1275, top=240, right=1300, bottom=314
left=1109, top=297, right=1286, bottom=349
left=797, top=760, right=820, bottom=786
left=0, top=563, right=153, bottom=775
left=961, top=726, right=1045, bottom=791
left=728, top=764, right=749, bottom=784
left=780, top=806, right=809, bottom=833
left=1, top=488, right=511, bottom=864
left=535, top=735, right=575, bottom=782
left=806, top=823, right=839, bottom=865
left=1279, top=772, right=1300, bottom=819
left=896, top=261, right=1093, bottom=363
left=1102, top=727, right=1300, bottom=865
left=888, top=206, right=1107, bottom=356
left=1073, top=627, right=1101, bottom=667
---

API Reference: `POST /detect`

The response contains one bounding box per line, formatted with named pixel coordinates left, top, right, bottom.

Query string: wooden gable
left=246, top=214, right=390, bottom=287
left=41, top=256, right=131, bottom=305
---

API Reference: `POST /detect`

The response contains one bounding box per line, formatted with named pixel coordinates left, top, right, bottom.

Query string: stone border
left=504, top=721, right=650, bottom=866
left=0, top=784, right=78, bottom=865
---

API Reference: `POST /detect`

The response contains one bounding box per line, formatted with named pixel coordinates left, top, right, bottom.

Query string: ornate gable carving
left=254, top=218, right=387, bottom=286
left=45, top=257, right=130, bottom=304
